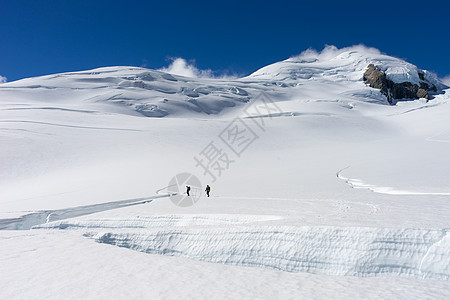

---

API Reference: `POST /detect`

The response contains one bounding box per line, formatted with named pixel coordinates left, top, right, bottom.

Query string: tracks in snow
left=337, top=166, right=450, bottom=196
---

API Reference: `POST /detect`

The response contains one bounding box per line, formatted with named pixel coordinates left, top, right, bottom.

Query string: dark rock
left=420, top=82, right=430, bottom=90
left=417, top=88, right=429, bottom=99
left=418, top=72, right=425, bottom=81
left=363, top=64, right=389, bottom=94
left=420, top=79, right=437, bottom=92
left=363, top=64, right=432, bottom=103
left=389, top=82, right=419, bottom=99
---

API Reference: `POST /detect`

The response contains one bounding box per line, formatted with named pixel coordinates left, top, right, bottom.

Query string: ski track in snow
left=426, top=128, right=450, bottom=143
left=1, top=107, right=102, bottom=114
left=387, top=103, right=442, bottom=116
left=336, top=166, right=450, bottom=196
left=0, top=120, right=142, bottom=132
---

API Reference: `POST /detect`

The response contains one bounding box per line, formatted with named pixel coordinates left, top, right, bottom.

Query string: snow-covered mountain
left=249, top=45, right=443, bottom=87
left=1, top=46, right=450, bottom=299
left=1, top=45, right=447, bottom=119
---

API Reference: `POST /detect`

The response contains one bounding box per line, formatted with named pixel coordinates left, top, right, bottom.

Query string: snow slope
left=249, top=45, right=443, bottom=88
left=1, top=46, right=450, bottom=299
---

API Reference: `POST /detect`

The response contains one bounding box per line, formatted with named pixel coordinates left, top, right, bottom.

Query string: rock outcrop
left=363, top=64, right=436, bottom=104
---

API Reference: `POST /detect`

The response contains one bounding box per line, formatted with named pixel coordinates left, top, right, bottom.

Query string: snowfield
left=1, top=46, right=450, bottom=299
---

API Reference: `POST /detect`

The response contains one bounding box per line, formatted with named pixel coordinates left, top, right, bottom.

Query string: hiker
left=205, top=185, right=211, bottom=197
left=186, top=186, right=191, bottom=196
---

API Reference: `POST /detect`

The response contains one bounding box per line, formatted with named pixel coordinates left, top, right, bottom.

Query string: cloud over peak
left=159, top=58, right=213, bottom=78
left=290, top=44, right=382, bottom=62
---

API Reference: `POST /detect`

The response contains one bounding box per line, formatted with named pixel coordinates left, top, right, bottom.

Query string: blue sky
left=1, top=0, right=449, bottom=82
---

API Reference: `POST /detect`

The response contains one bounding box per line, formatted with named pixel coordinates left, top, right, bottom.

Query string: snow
left=34, top=217, right=450, bottom=280
left=249, top=45, right=443, bottom=89
left=3, top=230, right=450, bottom=300
left=1, top=46, right=450, bottom=299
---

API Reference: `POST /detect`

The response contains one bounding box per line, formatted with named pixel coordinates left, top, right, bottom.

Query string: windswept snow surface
left=1, top=46, right=450, bottom=299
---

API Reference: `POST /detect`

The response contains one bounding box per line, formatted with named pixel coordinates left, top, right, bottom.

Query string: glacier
left=1, top=45, right=450, bottom=299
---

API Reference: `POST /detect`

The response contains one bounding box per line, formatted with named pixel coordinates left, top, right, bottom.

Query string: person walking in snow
left=205, top=185, right=211, bottom=197
left=186, top=186, right=191, bottom=196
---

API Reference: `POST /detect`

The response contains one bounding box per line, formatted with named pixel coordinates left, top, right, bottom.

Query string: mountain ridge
left=1, top=46, right=448, bottom=118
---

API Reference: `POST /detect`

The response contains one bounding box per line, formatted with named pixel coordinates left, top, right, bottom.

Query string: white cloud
left=0, top=75, right=6, bottom=84
left=159, top=58, right=213, bottom=78
left=290, top=44, right=382, bottom=61
left=441, top=75, right=450, bottom=87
